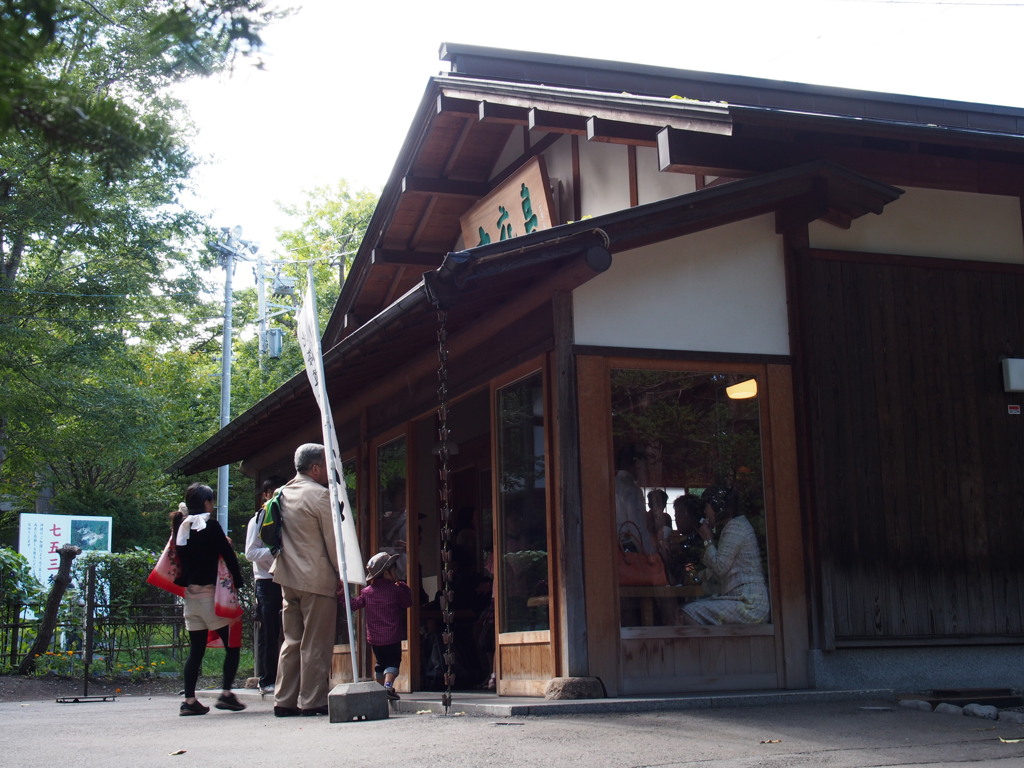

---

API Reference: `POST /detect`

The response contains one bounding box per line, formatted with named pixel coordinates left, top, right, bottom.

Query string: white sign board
left=18, top=513, right=113, bottom=584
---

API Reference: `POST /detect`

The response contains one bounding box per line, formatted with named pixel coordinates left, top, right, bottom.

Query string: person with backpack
left=270, top=444, right=340, bottom=717
left=351, top=552, right=413, bottom=700
left=245, top=475, right=286, bottom=694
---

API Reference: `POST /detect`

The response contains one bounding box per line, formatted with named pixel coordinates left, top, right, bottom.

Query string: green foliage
left=0, top=0, right=280, bottom=156
left=0, top=0, right=281, bottom=542
left=275, top=179, right=378, bottom=325
left=0, top=4, right=375, bottom=559
left=0, top=545, right=44, bottom=607
left=69, top=550, right=159, bottom=673
left=55, top=485, right=167, bottom=551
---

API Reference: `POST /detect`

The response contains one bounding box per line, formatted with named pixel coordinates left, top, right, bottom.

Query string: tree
left=0, top=0, right=279, bottom=539
left=18, top=543, right=79, bottom=674
left=0, top=1, right=274, bottom=158
left=275, top=179, right=378, bottom=320
left=223, top=180, right=378, bottom=407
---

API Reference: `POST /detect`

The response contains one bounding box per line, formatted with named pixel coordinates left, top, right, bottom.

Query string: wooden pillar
left=552, top=291, right=589, bottom=676
left=577, top=354, right=620, bottom=694
left=782, top=226, right=830, bottom=652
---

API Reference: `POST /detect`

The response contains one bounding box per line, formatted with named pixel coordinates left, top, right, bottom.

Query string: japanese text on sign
left=459, top=156, right=554, bottom=249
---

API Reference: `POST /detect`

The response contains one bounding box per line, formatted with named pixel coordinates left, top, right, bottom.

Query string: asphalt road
left=4, top=689, right=1024, bottom=767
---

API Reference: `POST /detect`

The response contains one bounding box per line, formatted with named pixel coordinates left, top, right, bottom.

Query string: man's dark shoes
left=301, top=705, right=329, bottom=716
left=273, top=705, right=302, bottom=717
left=215, top=692, right=246, bottom=711
left=385, top=686, right=400, bottom=701
left=180, top=699, right=210, bottom=716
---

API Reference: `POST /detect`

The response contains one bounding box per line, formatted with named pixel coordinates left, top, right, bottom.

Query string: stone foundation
left=544, top=677, right=606, bottom=700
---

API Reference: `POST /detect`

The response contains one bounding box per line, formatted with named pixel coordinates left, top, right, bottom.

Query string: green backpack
left=258, top=488, right=284, bottom=555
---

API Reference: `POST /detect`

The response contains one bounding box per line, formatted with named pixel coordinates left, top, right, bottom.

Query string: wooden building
left=174, top=44, right=1024, bottom=696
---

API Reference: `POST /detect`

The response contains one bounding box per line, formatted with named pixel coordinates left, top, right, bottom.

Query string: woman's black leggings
left=183, top=625, right=239, bottom=697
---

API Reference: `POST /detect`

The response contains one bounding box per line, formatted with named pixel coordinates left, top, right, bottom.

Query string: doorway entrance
left=412, top=388, right=495, bottom=692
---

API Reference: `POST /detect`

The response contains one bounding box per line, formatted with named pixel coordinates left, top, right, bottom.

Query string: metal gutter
left=439, top=42, right=1024, bottom=120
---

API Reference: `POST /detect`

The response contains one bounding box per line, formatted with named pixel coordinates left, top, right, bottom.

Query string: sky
left=176, top=0, right=1024, bottom=271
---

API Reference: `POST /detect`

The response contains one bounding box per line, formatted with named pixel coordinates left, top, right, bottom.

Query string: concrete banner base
left=328, top=681, right=389, bottom=722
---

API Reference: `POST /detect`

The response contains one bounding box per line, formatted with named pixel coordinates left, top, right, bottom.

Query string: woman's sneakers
left=179, top=699, right=210, bottom=716
left=215, top=692, right=247, bottom=711
left=180, top=693, right=245, bottom=714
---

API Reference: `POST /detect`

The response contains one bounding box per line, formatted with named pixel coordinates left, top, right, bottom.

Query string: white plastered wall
left=489, top=128, right=527, bottom=182
left=636, top=145, right=696, bottom=203
left=809, top=186, right=1024, bottom=263
left=579, top=142, right=631, bottom=218
left=573, top=215, right=789, bottom=356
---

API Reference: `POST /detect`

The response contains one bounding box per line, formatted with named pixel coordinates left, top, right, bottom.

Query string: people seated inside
left=680, top=486, right=769, bottom=625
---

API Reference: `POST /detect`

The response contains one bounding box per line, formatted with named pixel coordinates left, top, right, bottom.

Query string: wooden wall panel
left=498, top=637, right=555, bottom=696
left=621, top=635, right=778, bottom=693
left=330, top=645, right=354, bottom=685
left=801, top=251, right=1024, bottom=643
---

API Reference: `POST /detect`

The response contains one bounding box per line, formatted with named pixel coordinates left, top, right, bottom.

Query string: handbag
left=200, top=559, right=243, bottom=648
left=146, top=537, right=185, bottom=597
left=213, top=556, right=244, bottom=620
left=617, top=522, right=669, bottom=587
left=206, top=617, right=243, bottom=648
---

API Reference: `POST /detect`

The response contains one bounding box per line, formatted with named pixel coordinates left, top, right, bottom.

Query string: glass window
left=612, top=369, right=770, bottom=628
left=496, top=372, right=550, bottom=633
left=377, top=437, right=408, bottom=580
left=342, top=457, right=357, bottom=520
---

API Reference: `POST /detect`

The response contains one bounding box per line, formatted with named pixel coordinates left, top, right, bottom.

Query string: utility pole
left=208, top=226, right=258, bottom=532
left=254, top=256, right=295, bottom=361
left=256, top=246, right=268, bottom=367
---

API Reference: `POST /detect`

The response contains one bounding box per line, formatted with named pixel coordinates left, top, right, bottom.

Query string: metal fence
left=2, top=557, right=256, bottom=680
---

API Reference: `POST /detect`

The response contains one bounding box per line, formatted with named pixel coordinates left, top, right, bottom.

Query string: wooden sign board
left=459, top=156, right=555, bottom=248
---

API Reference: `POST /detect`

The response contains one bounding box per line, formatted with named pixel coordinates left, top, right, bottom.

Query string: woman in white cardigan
left=680, top=486, right=769, bottom=625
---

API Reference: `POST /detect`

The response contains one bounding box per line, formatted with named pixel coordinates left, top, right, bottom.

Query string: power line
left=0, top=287, right=202, bottom=299
left=0, top=313, right=230, bottom=325
left=833, top=0, right=1023, bottom=5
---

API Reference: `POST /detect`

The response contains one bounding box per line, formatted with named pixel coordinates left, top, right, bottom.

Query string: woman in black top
left=172, top=483, right=246, bottom=716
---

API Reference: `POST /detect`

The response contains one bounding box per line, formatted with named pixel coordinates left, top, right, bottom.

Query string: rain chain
left=436, top=310, right=456, bottom=714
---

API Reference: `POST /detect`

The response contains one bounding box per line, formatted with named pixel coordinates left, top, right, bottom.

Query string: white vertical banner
left=296, top=268, right=364, bottom=682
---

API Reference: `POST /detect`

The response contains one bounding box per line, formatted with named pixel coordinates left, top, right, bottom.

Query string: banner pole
left=301, top=264, right=360, bottom=684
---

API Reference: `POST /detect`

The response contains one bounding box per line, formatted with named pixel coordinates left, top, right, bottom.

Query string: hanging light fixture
left=726, top=378, right=758, bottom=399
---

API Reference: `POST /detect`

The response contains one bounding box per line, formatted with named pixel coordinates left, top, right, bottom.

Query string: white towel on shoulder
left=176, top=512, right=210, bottom=546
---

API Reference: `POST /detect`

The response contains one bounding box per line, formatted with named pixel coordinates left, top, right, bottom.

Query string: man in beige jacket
left=271, top=443, right=340, bottom=716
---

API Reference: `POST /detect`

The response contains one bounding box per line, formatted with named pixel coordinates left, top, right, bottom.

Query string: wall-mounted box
left=1002, top=358, right=1024, bottom=392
